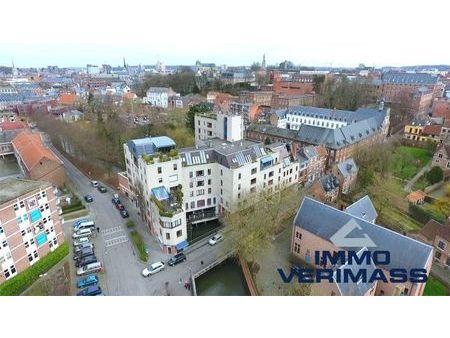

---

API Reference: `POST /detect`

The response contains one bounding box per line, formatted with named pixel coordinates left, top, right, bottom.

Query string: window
left=158, top=178, right=163, bottom=183
left=208, top=188, right=212, bottom=194
left=221, top=169, right=223, bottom=176
left=296, top=231, right=302, bottom=240
left=4, top=269, right=10, bottom=278
left=197, top=189, right=205, bottom=196
left=207, top=198, right=211, bottom=206
left=189, top=172, right=193, bottom=178
left=189, top=182, right=194, bottom=188
left=437, top=241, right=446, bottom=250
left=238, top=193, right=241, bottom=199
left=207, top=169, right=211, bottom=175
left=0, top=226, right=4, bottom=234
left=238, top=173, right=241, bottom=179
left=185, top=203, right=189, bottom=210
left=250, top=178, right=256, bottom=185
left=190, top=191, right=194, bottom=197
left=197, top=180, right=204, bottom=187
left=190, top=202, right=195, bottom=209
left=166, top=233, right=170, bottom=240
left=251, top=168, right=257, bottom=175
left=157, top=167, right=162, bottom=174
left=173, top=164, right=177, bottom=171
left=435, top=251, right=442, bottom=260
left=220, top=180, right=223, bottom=186
left=176, top=230, right=182, bottom=238
left=196, top=170, right=204, bottom=177
left=28, top=253, right=33, bottom=262
left=2, top=240, right=7, bottom=248
left=238, top=184, right=241, bottom=190
left=21, top=229, right=26, bottom=236
left=293, top=242, right=300, bottom=254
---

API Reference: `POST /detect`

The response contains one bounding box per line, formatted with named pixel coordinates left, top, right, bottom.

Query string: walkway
left=404, top=163, right=431, bottom=193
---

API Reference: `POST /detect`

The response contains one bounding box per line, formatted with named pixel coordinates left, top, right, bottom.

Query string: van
left=77, top=262, right=102, bottom=276
left=73, top=220, right=95, bottom=232
left=74, top=242, right=94, bottom=253
left=73, top=247, right=94, bottom=260
left=73, top=228, right=93, bottom=239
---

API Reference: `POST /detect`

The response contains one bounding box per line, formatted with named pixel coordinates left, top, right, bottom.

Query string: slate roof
left=345, top=195, right=378, bottom=223
left=382, top=72, right=438, bottom=85
left=294, top=197, right=433, bottom=271
left=334, top=248, right=377, bottom=296
left=279, top=106, right=381, bottom=123
left=337, top=158, right=358, bottom=177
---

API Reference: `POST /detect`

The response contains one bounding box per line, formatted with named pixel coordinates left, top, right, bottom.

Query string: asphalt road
left=51, top=145, right=231, bottom=296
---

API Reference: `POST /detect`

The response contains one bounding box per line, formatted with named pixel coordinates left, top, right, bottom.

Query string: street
left=52, top=145, right=231, bottom=295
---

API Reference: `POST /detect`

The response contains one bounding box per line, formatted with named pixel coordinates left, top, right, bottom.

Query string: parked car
left=115, top=203, right=125, bottom=211
left=84, top=195, right=94, bottom=203
left=209, top=233, right=223, bottom=246
left=97, top=185, right=107, bottom=193
left=112, top=197, right=121, bottom=205
left=120, top=209, right=129, bottom=218
left=73, top=247, right=94, bottom=261
left=91, top=180, right=99, bottom=188
left=73, top=237, right=91, bottom=247
left=168, top=252, right=186, bottom=266
left=73, top=228, right=93, bottom=239
left=77, top=262, right=102, bottom=276
left=74, top=242, right=94, bottom=253
left=76, top=274, right=99, bottom=288
left=73, top=220, right=95, bottom=232
left=76, top=285, right=102, bottom=296
left=72, top=218, right=90, bottom=229
left=76, top=255, right=98, bottom=268
left=142, top=262, right=165, bottom=277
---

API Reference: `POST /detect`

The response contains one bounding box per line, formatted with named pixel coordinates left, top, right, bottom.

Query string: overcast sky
left=1, top=0, right=449, bottom=68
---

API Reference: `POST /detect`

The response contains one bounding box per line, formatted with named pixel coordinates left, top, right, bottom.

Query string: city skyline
left=1, top=0, right=449, bottom=68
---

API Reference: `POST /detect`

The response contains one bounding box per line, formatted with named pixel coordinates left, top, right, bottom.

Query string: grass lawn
left=423, top=275, right=449, bottom=296
left=420, top=203, right=447, bottom=223
left=130, top=230, right=148, bottom=263
left=392, top=146, right=432, bottom=180
left=378, top=207, right=423, bottom=232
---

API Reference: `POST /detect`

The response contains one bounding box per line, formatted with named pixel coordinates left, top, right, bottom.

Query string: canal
left=195, top=258, right=250, bottom=296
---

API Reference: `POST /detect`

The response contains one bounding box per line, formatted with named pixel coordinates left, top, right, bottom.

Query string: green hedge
left=0, top=242, right=69, bottom=296
left=130, top=230, right=148, bottom=262
left=126, top=220, right=136, bottom=228
left=408, top=203, right=431, bottom=224
left=62, top=204, right=86, bottom=214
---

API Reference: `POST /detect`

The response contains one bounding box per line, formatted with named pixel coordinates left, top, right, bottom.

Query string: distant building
left=143, top=87, right=176, bottom=108
left=271, top=93, right=316, bottom=109
left=86, top=64, right=100, bottom=75
left=239, top=91, right=273, bottom=106
left=61, top=110, right=84, bottom=123
left=403, top=118, right=442, bottom=143
left=297, top=145, right=327, bottom=185
left=290, top=197, right=433, bottom=295
left=0, top=178, right=64, bottom=284
left=432, top=143, right=450, bottom=173
left=194, top=110, right=244, bottom=144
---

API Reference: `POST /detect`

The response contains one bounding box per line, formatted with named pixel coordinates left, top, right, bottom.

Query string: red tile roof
left=406, top=190, right=427, bottom=203
left=0, top=121, right=27, bottom=131
left=59, top=93, right=77, bottom=106
left=422, top=124, right=442, bottom=136
left=11, top=131, right=62, bottom=172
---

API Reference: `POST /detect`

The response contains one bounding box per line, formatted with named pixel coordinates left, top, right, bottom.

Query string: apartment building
left=248, top=105, right=390, bottom=167
left=291, top=197, right=433, bottom=296
left=194, top=110, right=244, bottom=144
left=143, top=87, right=176, bottom=108
left=119, top=136, right=298, bottom=253
left=0, top=178, right=64, bottom=284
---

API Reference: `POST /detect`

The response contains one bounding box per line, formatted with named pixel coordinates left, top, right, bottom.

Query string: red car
left=116, top=203, right=125, bottom=211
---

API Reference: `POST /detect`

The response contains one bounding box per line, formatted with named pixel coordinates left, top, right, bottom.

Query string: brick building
left=0, top=178, right=64, bottom=284
left=11, top=131, right=65, bottom=187
left=417, top=219, right=450, bottom=268
left=432, top=143, right=450, bottom=173
left=271, top=93, right=316, bottom=109
left=290, top=197, right=433, bottom=296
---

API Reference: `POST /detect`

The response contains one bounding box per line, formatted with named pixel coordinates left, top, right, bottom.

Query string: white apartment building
left=119, top=136, right=298, bottom=254
left=143, top=87, right=175, bottom=108
left=194, top=110, right=244, bottom=144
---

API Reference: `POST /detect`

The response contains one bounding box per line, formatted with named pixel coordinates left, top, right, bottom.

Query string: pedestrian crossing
left=105, top=235, right=129, bottom=248
left=102, top=226, right=129, bottom=248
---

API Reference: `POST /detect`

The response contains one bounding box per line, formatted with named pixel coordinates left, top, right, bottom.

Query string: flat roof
left=0, top=178, right=49, bottom=205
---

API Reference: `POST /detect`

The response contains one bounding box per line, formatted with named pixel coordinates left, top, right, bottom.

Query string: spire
left=262, top=54, right=266, bottom=69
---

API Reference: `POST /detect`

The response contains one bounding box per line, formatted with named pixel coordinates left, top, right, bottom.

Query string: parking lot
left=54, top=145, right=231, bottom=296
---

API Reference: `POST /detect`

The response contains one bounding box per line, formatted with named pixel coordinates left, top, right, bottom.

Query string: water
left=195, top=258, right=250, bottom=296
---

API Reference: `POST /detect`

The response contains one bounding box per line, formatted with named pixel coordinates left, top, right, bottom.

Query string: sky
left=1, top=0, right=449, bottom=68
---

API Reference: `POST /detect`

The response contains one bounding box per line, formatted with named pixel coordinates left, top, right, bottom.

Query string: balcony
left=187, top=207, right=217, bottom=224
left=150, top=185, right=183, bottom=218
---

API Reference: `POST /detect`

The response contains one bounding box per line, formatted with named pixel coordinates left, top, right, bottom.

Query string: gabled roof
left=420, top=219, right=450, bottom=242
left=0, top=121, right=27, bottom=131
left=382, top=72, right=438, bottom=85
left=345, top=195, right=378, bottom=222
left=422, top=124, right=442, bottom=136
left=295, top=197, right=433, bottom=271
left=11, top=131, right=62, bottom=172
left=406, top=190, right=427, bottom=203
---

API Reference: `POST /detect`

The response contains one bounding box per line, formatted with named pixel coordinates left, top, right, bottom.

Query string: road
left=51, top=145, right=231, bottom=295
left=404, top=162, right=431, bottom=193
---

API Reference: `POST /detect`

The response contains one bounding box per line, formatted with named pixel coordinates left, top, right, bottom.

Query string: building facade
left=0, top=178, right=64, bottom=284
left=119, top=136, right=299, bottom=253
left=194, top=110, right=244, bottom=144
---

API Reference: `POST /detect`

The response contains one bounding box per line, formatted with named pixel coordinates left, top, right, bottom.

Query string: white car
left=209, top=233, right=223, bottom=246
left=72, top=228, right=93, bottom=239
left=91, top=180, right=99, bottom=187
left=142, top=262, right=165, bottom=277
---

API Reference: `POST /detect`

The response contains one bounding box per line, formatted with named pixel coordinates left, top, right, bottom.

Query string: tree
left=225, top=186, right=305, bottom=263
left=426, top=166, right=444, bottom=185
left=432, top=184, right=450, bottom=218
left=185, top=102, right=213, bottom=130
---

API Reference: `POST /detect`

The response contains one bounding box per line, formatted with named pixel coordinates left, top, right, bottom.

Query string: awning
left=175, top=240, right=189, bottom=251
